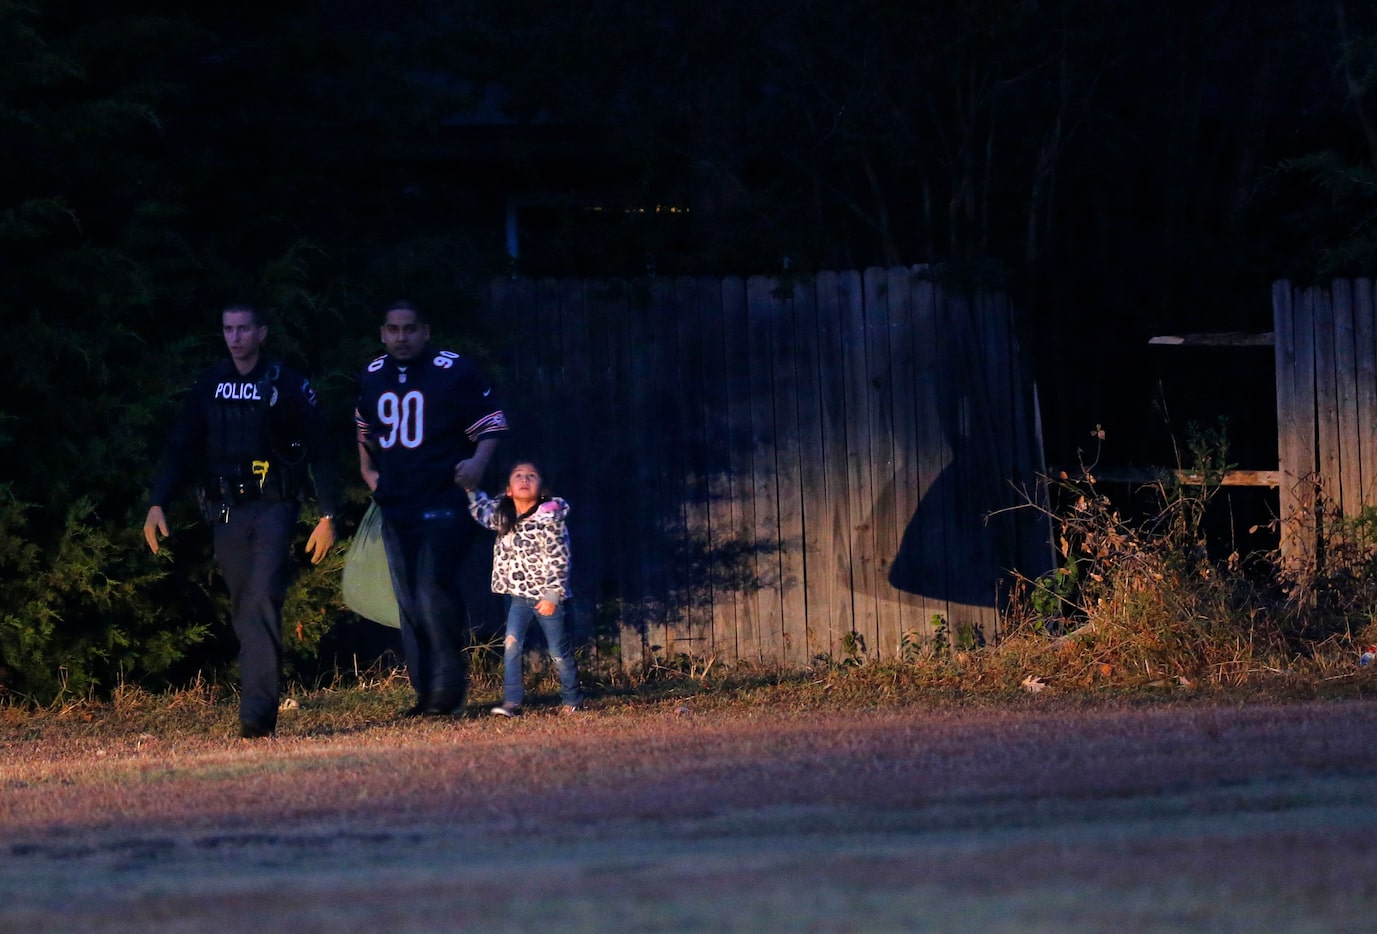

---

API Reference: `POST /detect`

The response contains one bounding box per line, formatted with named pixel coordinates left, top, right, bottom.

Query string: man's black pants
left=213, top=498, right=298, bottom=732
left=380, top=507, right=471, bottom=713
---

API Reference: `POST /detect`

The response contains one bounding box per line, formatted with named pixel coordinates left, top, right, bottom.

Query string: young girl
left=467, top=461, right=583, bottom=715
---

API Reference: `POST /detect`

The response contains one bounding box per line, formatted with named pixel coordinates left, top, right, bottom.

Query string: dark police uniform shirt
left=354, top=347, right=508, bottom=521
left=149, top=356, right=342, bottom=516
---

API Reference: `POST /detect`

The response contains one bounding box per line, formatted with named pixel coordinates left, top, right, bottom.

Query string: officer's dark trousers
left=380, top=508, right=470, bottom=712
left=213, top=498, right=298, bottom=732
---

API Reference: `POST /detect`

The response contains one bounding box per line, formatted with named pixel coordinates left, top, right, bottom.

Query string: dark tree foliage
left=0, top=0, right=500, bottom=702
left=0, top=0, right=1372, bottom=702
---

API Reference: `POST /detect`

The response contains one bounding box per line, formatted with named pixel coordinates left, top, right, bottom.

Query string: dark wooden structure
left=1273, top=278, right=1377, bottom=565
left=485, top=267, right=1049, bottom=666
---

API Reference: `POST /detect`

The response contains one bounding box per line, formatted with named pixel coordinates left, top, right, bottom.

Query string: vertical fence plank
left=1354, top=279, right=1377, bottom=509
left=931, top=286, right=971, bottom=632
left=977, top=290, right=1019, bottom=641
left=791, top=276, right=834, bottom=662
left=477, top=277, right=535, bottom=639
left=1293, top=283, right=1319, bottom=566
left=839, top=269, right=879, bottom=656
left=1272, top=280, right=1299, bottom=564
left=489, top=275, right=539, bottom=436
left=698, top=276, right=739, bottom=660
left=885, top=268, right=927, bottom=650
left=632, top=278, right=676, bottom=659
left=1006, top=294, right=1052, bottom=592
left=723, top=276, right=760, bottom=661
left=769, top=282, right=808, bottom=665
left=814, top=271, right=854, bottom=660
left=746, top=275, right=784, bottom=664
left=585, top=280, right=627, bottom=652
left=979, top=292, right=1016, bottom=505
left=862, top=267, right=901, bottom=658
left=910, top=275, right=951, bottom=634
left=554, top=278, right=598, bottom=652
left=672, top=276, right=714, bottom=658
left=495, top=276, right=538, bottom=383
left=1333, top=279, right=1361, bottom=517
left=533, top=278, right=565, bottom=457
left=588, top=280, right=643, bottom=667
left=1314, top=286, right=1341, bottom=519
left=940, top=291, right=999, bottom=638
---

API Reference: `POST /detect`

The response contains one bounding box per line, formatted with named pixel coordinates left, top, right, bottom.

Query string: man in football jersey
left=144, top=303, right=341, bottom=739
left=355, top=300, right=507, bottom=717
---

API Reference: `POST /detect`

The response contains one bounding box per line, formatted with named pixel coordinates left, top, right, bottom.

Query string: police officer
left=355, top=300, right=507, bottom=717
left=144, top=303, right=342, bottom=739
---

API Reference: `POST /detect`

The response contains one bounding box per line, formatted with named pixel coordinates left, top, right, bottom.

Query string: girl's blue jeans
left=502, top=595, right=582, bottom=707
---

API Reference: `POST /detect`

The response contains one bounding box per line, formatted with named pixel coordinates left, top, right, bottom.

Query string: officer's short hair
left=383, top=300, right=426, bottom=326
left=223, top=302, right=265, bottom=327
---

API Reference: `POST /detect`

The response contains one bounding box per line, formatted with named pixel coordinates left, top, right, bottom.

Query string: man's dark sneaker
left=402, top=695, right=465, bottom=718
left=490, top=703, right=521, bottom=718
left=239, top=720, right=274, bottom=739
left=426, top=690, right=466, bottom=717
left=400, top=694, right=432, bottom=717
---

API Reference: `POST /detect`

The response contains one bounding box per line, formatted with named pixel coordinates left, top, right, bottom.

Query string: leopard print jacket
left=467, top=491, right=571, bottom=603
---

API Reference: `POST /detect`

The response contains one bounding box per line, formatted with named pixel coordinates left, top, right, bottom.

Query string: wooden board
left=1332, top=279, right=1361, bottom=516
left=556, top=277, right=597, bottom=648
left=885, top=267, right=928, bottom=648
left=912, top=275, right=952, bottom=635
left=674, top=276, right=714, bottom=659
left=722, top=276, right=759, bottom=661
left=840, top=269, right=879, bottom=657
left=698, top=276, right=739, bottom=661
left=768, top=281, right=808, bottom=665
left=1313, top=288, right=1341, bottom=520
left=746, top=275, right=784, bottom=663
left=813, top=271, right=854, bottom=660
left=863, top=267, right=901, bottom=656
left=1354, top=279, right=1377, bottom=509
left=791, top=276, right=836, bottom=662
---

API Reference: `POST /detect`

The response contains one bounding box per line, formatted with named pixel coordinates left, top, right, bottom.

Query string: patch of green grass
left=5, top=642, right=1374, bottom=755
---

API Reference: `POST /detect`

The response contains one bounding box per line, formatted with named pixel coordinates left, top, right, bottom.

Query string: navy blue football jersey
left=355, top=348, right=508, bottom=518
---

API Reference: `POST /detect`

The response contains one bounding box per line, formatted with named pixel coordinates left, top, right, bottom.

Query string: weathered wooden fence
left=1274, top=278, right=1377, bottom=564
left=485, top=267, right=1049, bottom=666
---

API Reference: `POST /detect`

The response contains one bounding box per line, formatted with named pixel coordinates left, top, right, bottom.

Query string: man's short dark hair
left=223, top=302, right=265, bottom=327
left=383, top=300, right=426, bottom=325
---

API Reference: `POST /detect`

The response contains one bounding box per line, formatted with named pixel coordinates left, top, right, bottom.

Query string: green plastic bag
left=342, top=500, right=400, bottom=628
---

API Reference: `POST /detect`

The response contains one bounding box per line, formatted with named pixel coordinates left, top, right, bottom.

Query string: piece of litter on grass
left=279, top=698, right=299, bottom=711
left=1021, top=676, right=1048, bottom=694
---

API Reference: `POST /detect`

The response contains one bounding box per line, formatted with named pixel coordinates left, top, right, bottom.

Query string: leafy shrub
left=1003, top=425, right=1291, bottom=688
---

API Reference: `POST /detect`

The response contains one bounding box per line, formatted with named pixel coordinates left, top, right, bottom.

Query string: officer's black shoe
left=239, top=720, right=275, bottom=739
left=426, top=691, right=466, bottom=717
left=401, top=697, right=431, bottom=718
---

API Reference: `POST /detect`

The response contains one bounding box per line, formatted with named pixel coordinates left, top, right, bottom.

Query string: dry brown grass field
left=4, top=663, right=1377, bottom=932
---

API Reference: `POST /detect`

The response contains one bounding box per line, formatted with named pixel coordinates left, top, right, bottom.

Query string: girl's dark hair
left=494, top=460, right=553, bottom=535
